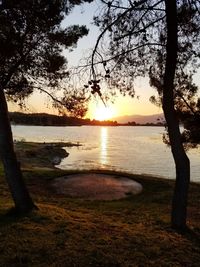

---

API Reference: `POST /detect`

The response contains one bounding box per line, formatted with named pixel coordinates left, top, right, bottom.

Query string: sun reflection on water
left=100, top=127, right=108, bottom=165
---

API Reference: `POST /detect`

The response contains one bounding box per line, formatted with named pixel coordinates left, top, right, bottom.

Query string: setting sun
left=93, top=106, right=116, bottom=121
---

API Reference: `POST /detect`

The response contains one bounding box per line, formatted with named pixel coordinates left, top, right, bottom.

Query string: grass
left=0, top=164, right=199, bottom=266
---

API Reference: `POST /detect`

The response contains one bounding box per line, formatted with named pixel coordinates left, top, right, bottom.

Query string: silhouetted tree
left=89, top=0, right=200, bottom=230
left=0, top=0, right=92, bottom=214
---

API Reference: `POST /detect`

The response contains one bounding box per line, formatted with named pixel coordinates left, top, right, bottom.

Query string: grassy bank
left=0, top=144, right=199, bottom=266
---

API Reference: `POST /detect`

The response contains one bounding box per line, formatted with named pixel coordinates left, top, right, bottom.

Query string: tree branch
left=115, top=16, right=166, bottom=42
left=91, top=0, right=164, bottom=78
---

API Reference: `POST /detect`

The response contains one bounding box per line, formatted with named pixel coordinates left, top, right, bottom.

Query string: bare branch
left=115, top=16, right=166, bottom=42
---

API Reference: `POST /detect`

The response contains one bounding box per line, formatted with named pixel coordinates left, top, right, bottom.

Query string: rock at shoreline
left=51, top=153, right=69, bottom=165
left=14, top=141, right=72, bottom=168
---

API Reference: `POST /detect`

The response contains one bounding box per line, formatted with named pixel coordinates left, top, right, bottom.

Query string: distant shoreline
left=9, top=111, right=165, bottom=127
left=12, top=123, right=165, bottom=127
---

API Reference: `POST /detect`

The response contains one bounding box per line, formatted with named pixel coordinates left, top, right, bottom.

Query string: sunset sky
left=8, top=1, right=198, bottom=120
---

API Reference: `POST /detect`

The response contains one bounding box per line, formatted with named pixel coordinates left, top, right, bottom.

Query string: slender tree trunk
left=0, top=87, right=36, bottom=213
left=163, top=0, right=190, bottom=231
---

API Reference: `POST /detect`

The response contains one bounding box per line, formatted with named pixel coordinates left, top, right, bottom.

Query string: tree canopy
left=87, top=0, right=200, bottom=230
left=0, top=0, right=93, bottom=213
left=89, top=0, right=200, bottom=145
left=0, top=0, right=93, bottom=116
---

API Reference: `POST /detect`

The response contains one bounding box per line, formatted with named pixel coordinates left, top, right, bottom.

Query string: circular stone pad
left=52, top=173, right=143, bottom=200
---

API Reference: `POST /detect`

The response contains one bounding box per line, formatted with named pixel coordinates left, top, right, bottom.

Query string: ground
left=14, top=141, right=80, bottom=168
left=15, top=141, right=143, bottom=200
left=0, top=142, right=199, bottom=266
left=52, top=173, right=143, bottom=200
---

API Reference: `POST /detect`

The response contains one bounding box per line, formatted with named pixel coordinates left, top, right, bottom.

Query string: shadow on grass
left=0, top=207, right=54, bottom=233
left=184, top=227, right=200, bottom=247
left=0, top=209, right=25, bottom=226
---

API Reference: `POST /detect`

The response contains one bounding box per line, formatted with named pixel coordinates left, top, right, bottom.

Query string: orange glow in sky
left=86, top=86, right=162, bottom=120
left=7, top=3, right=163, bottom=118
left=8, top=90, right=162, bottom=119
left=92, top=105, right=116, bottom=121
left=6, top=2, right=200, bottom=118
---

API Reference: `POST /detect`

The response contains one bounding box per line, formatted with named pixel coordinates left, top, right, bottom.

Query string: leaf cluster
left=91, top=0, right=200, bottom=144
left=0, top=0, right=92, bottom=116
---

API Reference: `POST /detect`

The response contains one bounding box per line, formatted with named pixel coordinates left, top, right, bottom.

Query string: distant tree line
left=126, top=121, right=164, bottom=126
left=9, top=112, right=166, bottom=127
left=9, top=112, right=119, bottom=126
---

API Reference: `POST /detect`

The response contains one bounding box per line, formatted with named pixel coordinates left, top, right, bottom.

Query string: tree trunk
left=0, top=87, right=36, bottom=213
left=163, top=0, right=190, bottom=231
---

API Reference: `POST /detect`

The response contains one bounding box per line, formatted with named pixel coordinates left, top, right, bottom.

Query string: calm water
left=12, top=125, right=200, bottom=182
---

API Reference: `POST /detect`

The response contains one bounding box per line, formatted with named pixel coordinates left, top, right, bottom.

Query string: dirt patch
left=52, top=173, right=143, bottom=200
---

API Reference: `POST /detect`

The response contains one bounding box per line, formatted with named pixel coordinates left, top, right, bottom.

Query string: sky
left=8, top=1, right=168, bottom=120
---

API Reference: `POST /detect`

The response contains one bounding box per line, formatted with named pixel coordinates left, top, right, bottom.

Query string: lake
left=12, top=125, right=200, bottom=182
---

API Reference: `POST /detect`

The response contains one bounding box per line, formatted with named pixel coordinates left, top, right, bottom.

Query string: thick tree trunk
left=163, top=0, right=190, bottom=231
left=0, top=87, right=36, bottom=213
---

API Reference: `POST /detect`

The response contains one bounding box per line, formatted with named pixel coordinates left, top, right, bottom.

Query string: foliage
left=0, top=0, right=93, bottom=117
left=89, top=0, right=200, bottom=144
left=9, top=111, right=119, bottom=126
